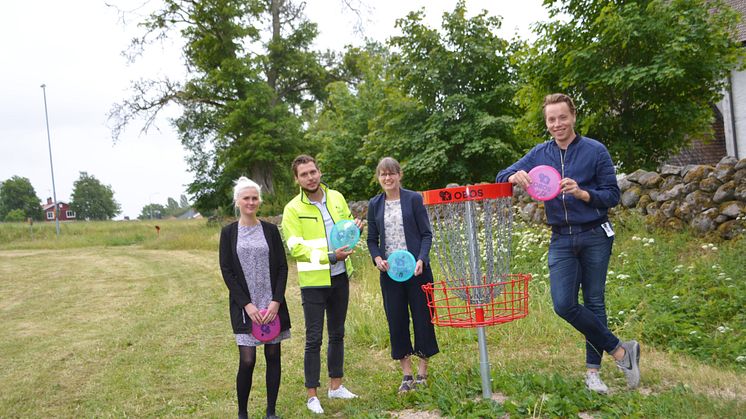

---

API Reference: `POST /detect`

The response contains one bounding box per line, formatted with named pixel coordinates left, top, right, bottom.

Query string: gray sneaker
left=585, top=371, right=608, bottom=394
left=398, top=375, right=415, bottom=393
left=615, top=340, right=641, bottom=388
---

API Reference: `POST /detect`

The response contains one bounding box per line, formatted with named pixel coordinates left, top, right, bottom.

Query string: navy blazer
left=367, top=188, right=433, bottom=266
left=219, top=220, right=291, bottom=334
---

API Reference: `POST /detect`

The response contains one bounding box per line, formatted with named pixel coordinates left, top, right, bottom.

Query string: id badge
left=601, top=221, right=615, bottom=237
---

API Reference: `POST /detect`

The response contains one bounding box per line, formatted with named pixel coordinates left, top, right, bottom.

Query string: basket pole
left=466, top=197, right=492, bottom=398
left=477, top=322, right=492, bottom=399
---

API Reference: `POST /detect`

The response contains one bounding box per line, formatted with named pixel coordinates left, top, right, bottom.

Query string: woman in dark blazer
left=367, top=157, right=439, bottom=393
left=219, top=177, right=290, bottom=419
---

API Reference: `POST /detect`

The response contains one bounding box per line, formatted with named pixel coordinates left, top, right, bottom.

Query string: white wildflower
left=672, top=295, right=680, bottom=300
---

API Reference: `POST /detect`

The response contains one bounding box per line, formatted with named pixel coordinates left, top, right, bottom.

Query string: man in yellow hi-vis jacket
left=282, top=154, right=362, bottom=415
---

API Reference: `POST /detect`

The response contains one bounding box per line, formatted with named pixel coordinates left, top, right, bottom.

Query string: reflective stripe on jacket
left=282, top=183, right=354, bottom=288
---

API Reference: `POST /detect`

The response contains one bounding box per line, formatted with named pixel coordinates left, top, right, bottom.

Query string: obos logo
left=438, top=189, right=484, bottom=201
left=452, top=189, right=484, bottom=200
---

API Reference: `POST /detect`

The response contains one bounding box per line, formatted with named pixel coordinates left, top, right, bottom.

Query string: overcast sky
left=0, top=0, right=547, bottom=219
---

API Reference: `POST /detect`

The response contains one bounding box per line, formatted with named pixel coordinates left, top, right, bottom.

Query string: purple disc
left=251, top=309, right=281, bottom=342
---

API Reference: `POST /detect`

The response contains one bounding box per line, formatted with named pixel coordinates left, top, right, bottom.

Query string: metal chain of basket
left=428, top=194, right=513, bottom=304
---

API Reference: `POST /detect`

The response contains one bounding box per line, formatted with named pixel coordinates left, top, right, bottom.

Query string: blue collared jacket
left=495, top=135, right=620, bottom=228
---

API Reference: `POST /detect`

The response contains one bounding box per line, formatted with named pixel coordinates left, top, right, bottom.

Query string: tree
left=109, top=0, right=332, bottom=213
left=4, top=209, right=27, bottom=222
left=138, top=203, right=167, bottom=220
left=70, top=172, right=121, bottom=220
left=179, top=194, right=190, bottom=209
left=381, top=2, right=524, bottom=189
left=0, top=176, right=42, bottom=221
left=309, top=2, right=524, bottom=197
left=307, top=43, right=392, bottom=200
left=518, top=0, right=744, bottom=170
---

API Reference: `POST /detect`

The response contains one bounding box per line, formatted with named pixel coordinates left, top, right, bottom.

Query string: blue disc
left=329, top=219, right=360, bottom=250
left=387, top=250, right=416, bottom=282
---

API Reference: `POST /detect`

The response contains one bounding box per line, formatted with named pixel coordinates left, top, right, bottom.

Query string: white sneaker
left=306, top=396, right=324, bottom=414
left=585, top=371, right=609, bottom=394
left=328, top=385, right=358, bottom=399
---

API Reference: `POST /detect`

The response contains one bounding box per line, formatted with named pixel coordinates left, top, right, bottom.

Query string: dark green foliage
left=4, top=209, right=27, bottom=222
left=381, top=2, right=524, bottom=189
left=309, top=2, right=524, bottom=199
left=0, top=176, right=43, bottom=221
left=70, top=172, right=121, bottom=220
left=517, top=0, right=744, bottom=171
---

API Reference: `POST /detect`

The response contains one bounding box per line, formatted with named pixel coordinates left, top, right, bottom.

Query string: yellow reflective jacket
left=282, top=184, right=354, bottom=288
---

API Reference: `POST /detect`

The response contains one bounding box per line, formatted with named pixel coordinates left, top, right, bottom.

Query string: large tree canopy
left=0, top=176, right=42, bottom=221
left=518, top=0, right=744, bottom=171
left=383, top=2, right=523, bottom=188
left=109, top=0, right=331, bottom=213
left=70, top=172, right=121, bottom=220
left=309, top=1, right=524, bottom=199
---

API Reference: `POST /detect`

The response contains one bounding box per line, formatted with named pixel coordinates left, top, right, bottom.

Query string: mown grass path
left=1, top=245, right=743, bottom=418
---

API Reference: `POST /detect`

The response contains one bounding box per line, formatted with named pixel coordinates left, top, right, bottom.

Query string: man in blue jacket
left=496, top=93, right=640, bottom=393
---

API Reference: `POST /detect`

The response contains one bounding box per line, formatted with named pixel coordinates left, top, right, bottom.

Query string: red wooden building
left=42, top=197, right=76, bottom=222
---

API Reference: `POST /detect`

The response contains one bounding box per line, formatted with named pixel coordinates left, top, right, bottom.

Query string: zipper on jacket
left=559, top=147, right=571, bottom=234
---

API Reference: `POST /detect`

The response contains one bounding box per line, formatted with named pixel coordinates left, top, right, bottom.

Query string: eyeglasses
left=378, top=172, right=399, bottom=178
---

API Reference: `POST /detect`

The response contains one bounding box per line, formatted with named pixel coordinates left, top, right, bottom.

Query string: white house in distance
left=669, top=1, right=745, bottom=166
left=720, top=0, right=746, bottom=160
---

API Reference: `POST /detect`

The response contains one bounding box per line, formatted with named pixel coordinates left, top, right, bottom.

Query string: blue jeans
left=548, top=226, right=619, bottom=369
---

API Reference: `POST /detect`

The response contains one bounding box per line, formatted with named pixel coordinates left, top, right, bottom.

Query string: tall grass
left=0, top=212, right=744, bottom=417
left=0, top=219, right=220, bottom=250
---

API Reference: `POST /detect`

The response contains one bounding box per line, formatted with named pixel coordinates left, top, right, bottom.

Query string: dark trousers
left=380, top=267, right=439, bottom=360
left=300, top=272, right=349, bottom=388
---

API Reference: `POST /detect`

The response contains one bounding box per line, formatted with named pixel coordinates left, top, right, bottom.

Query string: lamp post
left=149, top=193, right=159, bottom=220
left=41, top=84, right=60, bottom=237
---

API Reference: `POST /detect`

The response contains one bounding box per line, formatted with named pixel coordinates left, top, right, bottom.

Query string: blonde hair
left=233, top=177, right=262, bottom=204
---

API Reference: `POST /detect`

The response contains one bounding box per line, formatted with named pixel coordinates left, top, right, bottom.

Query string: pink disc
left=251, top=309, right=281, bottom=342
left=526, top=165, right=561, bottom=201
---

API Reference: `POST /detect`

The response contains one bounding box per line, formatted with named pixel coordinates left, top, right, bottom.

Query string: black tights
left=237, top=343, right=281, bottom=417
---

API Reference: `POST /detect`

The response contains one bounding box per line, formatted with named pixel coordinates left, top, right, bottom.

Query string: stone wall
left=260, top=156, right=746, bottom=240
left=617, top=156, right=746, bottom=238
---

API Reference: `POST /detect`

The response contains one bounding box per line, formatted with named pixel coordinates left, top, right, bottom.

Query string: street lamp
left=41, top=84, right=60, bottom=237
left=149, top=193, right=159, bottom=220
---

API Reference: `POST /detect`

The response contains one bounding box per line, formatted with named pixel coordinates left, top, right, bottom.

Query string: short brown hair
left=291, top=154, right=317, bottom=176
left=543, top=93, right=576, bottom=117
left=376, top=157, right=401, bottom=177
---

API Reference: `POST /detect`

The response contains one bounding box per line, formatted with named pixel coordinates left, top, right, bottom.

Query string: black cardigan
left=219, top=220, right=291, bottom=334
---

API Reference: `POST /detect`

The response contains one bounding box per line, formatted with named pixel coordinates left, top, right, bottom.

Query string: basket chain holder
left=422, top=183, right=530, bottom=399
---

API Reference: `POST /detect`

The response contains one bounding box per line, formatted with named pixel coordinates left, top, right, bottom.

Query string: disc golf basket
left=421, top=183, right=531, bottom=398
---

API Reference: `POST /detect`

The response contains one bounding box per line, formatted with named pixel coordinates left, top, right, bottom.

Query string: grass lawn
left=0, top=218, right=744, bottom=417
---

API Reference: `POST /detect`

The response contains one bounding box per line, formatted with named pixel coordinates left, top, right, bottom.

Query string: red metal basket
left=421, top=274, right=531, bottom=328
